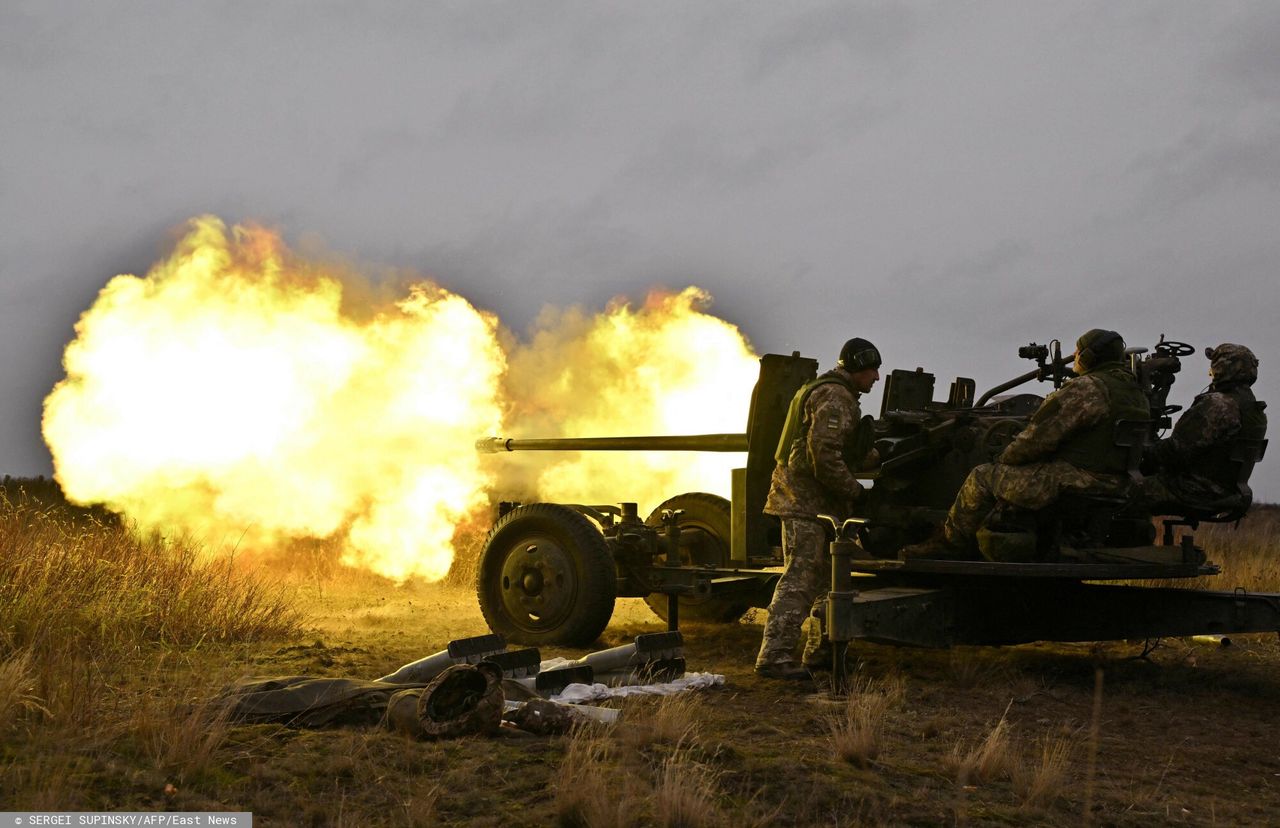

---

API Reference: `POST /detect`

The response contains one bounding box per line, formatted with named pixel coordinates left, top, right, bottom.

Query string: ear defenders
left=1076, top=329, right=1124, bottom=368
left=838, top=337, right=882, bottom=371
left=842, top=347, right=881, bottom=371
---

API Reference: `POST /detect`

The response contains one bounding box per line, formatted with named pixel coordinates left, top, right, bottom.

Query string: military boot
left=754, top=660, right=810, bottom=681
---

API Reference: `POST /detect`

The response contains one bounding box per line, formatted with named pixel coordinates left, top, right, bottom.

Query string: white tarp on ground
left=537, top=657, right=725, bottom=704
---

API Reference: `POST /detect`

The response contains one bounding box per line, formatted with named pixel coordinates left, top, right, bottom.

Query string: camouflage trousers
left=943, top=460, right=1124, bottom=544
left=756, top=518, right=828, bottom=668
left=1142, top=473, right=1243, bottom=515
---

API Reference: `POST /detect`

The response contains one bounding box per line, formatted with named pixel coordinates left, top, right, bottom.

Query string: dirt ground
left=184, top=577, right=1280, bottom=827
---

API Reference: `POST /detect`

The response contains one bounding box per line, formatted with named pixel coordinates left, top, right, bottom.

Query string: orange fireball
left=43, top=216, right=759, bottom=581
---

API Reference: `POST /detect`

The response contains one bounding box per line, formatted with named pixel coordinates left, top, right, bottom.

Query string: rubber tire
left=476, top=503, right=616, bottom=647
left=643, top=493, right=752, bottom=624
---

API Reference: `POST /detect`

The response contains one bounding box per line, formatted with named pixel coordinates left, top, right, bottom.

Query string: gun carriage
left=475, top=339, right=1274, bottom=653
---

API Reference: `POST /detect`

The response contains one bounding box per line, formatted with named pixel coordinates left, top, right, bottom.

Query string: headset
left=841, top=348, right=881, bottom=371
left=838, top=338, right=882, bottom=371
left=1078, top=330, right=1124, bottom=366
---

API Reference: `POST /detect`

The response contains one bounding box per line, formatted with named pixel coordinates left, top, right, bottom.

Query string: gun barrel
left=476, top=434, right=749, bottom=453
left=975, top=353, right=1076, bottom=408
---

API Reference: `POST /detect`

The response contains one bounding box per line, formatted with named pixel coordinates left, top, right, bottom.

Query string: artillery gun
left=475, top=338, right=1275, bottom=651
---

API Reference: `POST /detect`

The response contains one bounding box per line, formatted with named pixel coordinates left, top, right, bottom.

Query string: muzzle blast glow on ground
left=42, top=216, right=759, bottom=581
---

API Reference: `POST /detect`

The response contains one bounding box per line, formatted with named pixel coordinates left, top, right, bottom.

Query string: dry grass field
left=2, top=480, right=1280, bottom=826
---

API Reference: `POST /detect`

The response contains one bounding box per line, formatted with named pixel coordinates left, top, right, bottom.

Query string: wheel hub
left=499, top=537, right=573, bottom=629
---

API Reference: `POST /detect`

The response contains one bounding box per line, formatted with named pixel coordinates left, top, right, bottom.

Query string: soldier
left=1144, top=344, right=1267, bottom=514
left=903, top=328, right=1150, bottom=560
left=755, top=337, right=881, bottom=680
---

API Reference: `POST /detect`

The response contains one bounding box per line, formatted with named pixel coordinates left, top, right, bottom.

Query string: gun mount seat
left=975, top=419, right=1152, bottom=561
left=1155, top=437, right=1268, bottom=542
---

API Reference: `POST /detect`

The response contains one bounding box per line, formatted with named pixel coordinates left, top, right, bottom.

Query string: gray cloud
left=939, top=240, right=1032, bottom=285
left=611, top=125, right=822, bottom=199
left=1213, top=5, right=1280, bottom=103
left=750, top=2, right=915, bottom=80
left=2, top=2, right=1278, bottom=500
left=1123, top=121, right=1280, bottom=215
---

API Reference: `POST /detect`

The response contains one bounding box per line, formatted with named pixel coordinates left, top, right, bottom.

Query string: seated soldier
left=902, top=328, right=1149, bottom=560
left=1143, top=343, right=1267, bottom=515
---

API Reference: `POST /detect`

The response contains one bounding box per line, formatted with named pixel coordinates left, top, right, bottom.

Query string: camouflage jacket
left=1153, top=383, right=1266, bottom=497
left=999, top=364, right=1145, bottom=470
left=1155, top=390, right=1244, bottom=470
left=764, top=368, right=864, bottom=521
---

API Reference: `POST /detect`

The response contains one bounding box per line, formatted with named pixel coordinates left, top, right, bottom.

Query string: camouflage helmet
left=1207, top=343, right=1258, bottom=386
left=1075, top=329, right=1125, bottom=370
left=838, top=337, right=882, bottom=371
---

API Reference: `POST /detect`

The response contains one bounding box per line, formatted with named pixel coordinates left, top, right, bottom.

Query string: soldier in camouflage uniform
left=755, top=338, right=882, bottom=680
left=903, top=329, right=1150, bottom=561
left=1143, top=344, right=1267, bottom=514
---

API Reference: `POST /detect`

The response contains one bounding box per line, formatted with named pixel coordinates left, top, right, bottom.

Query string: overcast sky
left=2, top=1, right=1278, bottom=498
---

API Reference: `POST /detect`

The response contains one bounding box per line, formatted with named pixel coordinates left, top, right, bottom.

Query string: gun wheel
left=476, top=503, right=616, bottom=647
left=644, top=493, right=752, bottom=624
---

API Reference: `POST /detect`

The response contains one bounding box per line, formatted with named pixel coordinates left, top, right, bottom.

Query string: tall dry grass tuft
left=0, top=490, right=302, bottom=663
left=620, top=693, right=702, bottom=753
left=947, top=648, right=1005, bottom=689
left=654, top=744, right=724, bottom=828
left=28, top=650, right=121, bottom=735
left=0, top=484, right=304, bottom=806
left=556, top=727, right=634, bottom=828
left=560, top=698, right=740, bottom=827
left=826, top=674, right=906, bottom=767
left=951, top=706, right=1014, bottom=786
left=132, top=684, right=238, bottom=783
left=0, top=749, right=80, bottom=810
left=391, top=780, right=440, bottom=827
left=652, top=693, right=702, bottom=744
left=1013, top=734, right=1074, bottom=811
left=0, top=648, right=49, bottom=726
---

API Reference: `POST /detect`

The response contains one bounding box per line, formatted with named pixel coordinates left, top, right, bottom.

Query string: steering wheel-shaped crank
left=1155, top=340, right=1195, bottom=357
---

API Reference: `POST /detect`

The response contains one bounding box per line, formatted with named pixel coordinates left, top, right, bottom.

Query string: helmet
left=838, top=338, right=882, bottom=371
left=1075, top=329, right=1125, bottom=370
left=1206, top=343, right=1258, bottom=386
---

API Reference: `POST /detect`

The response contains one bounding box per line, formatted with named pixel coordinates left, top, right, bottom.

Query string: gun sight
left=1018, top=343, right=1050, bottom=362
